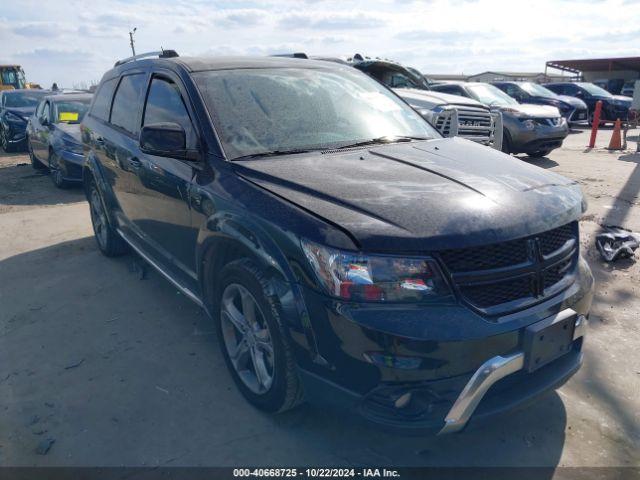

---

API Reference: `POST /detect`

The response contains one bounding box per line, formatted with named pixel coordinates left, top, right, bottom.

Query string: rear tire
left=215, top=259, right=304, bottom=413
left=88, top=180, right=128, bottom=257
left=49, top=151, right=71, bottom=188
left=501, top=129, right=512, bottom=154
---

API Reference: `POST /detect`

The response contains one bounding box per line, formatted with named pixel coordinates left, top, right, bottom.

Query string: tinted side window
left=91, top=78, right=117, bottom=121
left=35, top=100, right=45, bottom=118
left=143, top=77, right=196, bottom=148
left=110, top=74, right=147, bottom=135
left=41, top=102, right=50, bottom=122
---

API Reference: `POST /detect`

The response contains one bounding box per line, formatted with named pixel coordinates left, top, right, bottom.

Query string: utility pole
left=129, top=27, right=137, bottom=56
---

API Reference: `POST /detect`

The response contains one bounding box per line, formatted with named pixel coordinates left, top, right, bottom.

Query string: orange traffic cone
left=608, top=119, right=623, bottom=150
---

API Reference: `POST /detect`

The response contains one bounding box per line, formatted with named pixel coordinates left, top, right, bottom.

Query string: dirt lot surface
left=0, top=128, right=639, bottom=469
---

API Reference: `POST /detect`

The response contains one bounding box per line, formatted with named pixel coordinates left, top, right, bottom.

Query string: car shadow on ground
left=0, top=237, right=570, bottom=470
left=520, top=156, right=559, bottom=169
left=0, top=158, right=84, bottom=208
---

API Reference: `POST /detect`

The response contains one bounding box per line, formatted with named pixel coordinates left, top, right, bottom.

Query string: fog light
left=394, top=392, right=412, bottom=409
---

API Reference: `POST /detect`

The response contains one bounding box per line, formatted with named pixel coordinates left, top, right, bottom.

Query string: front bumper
left=3, top=123, right=28, bottom=149
left=57, top=149, right=84, bottom=181
left=297, top=257, right=593, bottom=434
left=506, top=117, right=569, bottom=154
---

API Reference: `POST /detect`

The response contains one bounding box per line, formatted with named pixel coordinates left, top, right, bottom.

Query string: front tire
left=1, top=129, right=15, bottom=153
left=215, top=260, right=303, bottom=413
left=501, top=129, right=512, bottom=154
left=88, top=181, right=128, bottom=257
left=48, top=151, right=71, bottom=188
left=28, top=138, right=46, bottom=170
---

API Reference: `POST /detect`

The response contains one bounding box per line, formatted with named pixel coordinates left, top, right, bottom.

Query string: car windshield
left=520, top=82, right=559, bottom=98
left=579, top=83, right=613, bottom=97
left=466, top=83, right=519, bottom=106
left=53, top=100, right=90, bottom=124
left=4, top=91, right=48, bottom=108
left=194, top=67, right=439, bottom=160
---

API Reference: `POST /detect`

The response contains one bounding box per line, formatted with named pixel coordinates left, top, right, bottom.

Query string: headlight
left=301, top=239, right=450, bottom=302
left=416, top=107, right=440, bottom=124
left=520, top=119, right=536, bottom=130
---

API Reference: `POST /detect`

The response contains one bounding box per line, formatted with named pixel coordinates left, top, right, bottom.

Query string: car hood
left=612, top=95, right=633, bottom=105
left=5, top=106, right=34, bottom=121
left=234, top=137, right=583, bottom=252
left=55, top=122, right=82, bottom=143
left=499, top=103, right=560, bottom=118
left=557, top=95, right=587, bottom=108
left=394, top=88, right=488, bottom=110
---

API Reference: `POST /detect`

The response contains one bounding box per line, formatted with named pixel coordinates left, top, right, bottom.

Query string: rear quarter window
left=90, top=78, right=118, bottom=121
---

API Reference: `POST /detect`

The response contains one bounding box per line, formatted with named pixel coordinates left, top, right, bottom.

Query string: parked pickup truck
left=349, top=56, right=502, bottom=149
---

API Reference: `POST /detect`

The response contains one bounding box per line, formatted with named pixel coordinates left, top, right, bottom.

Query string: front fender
left=196, top=211, right=327, bottom=368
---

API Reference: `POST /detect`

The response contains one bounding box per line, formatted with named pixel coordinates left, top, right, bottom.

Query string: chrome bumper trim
left=439, top=309, right=586, bottom=435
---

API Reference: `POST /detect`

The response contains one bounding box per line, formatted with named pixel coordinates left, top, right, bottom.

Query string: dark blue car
left=27, top=93, right=92, bottom=188
left=0, top=89, right=50, bottom=152
left=492, top=81, right=588, bottom=125
left=544, top=82, right=633, bottom=125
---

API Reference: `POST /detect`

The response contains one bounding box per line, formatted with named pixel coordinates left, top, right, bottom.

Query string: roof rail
left=271, top=53, right=309, bottom=59
left=114, top=49, right=179, bottom=67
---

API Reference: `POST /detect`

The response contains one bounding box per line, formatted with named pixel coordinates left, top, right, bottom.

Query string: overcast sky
left=1, top=0, right=639, bottom=88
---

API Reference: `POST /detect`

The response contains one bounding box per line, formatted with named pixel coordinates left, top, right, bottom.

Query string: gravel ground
left=0, top=128, right=638, bottom=469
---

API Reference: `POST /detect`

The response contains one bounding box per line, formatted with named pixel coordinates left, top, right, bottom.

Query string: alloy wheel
left=220, top=283, right=275, bottom=394
left=49, top=153, right=64, bottom=186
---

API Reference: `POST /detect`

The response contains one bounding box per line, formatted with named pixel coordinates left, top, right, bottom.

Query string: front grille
left=438, top=222, right=579, bottom=315
left=460, top=275, right=533, bottom=309
left=456, top=107, right=494, bottom=138
left=432, top=106, right=495, bottom=143
left=534, top=118, right=562, bottom=127
left=439, top=237, right=528, bottom=271
left=540, top=222, right=574, bottom=255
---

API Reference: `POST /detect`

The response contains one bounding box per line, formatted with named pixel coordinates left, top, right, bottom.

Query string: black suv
left=545, top=82, right=633, bottom=125
left=81, top=52, right=594, bottom=433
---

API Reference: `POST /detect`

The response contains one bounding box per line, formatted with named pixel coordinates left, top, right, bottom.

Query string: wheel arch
left=197, top=213, right=325, bottom=367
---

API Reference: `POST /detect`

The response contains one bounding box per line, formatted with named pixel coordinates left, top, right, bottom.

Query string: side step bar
left=117, top=229, right=203, bottom=308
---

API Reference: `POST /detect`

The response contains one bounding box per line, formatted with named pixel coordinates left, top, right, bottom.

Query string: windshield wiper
left=334, top=135, right=430, bottom=150
left=232, top=148, right=319, bottom=161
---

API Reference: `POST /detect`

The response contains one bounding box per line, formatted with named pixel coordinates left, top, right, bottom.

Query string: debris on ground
left=35, top=438, right=55, bottom=455
left=130, top=257, right=148, bottom=280
left=27, top=415, right=40, bottom=426
left=595, top=225, right=640, bottom=262
left=64, top=358, right=85, bottom=370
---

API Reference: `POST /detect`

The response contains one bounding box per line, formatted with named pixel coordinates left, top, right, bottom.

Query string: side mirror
left=41, top=117, right=49, bottom=126
left=140, top=122, right=197, bottom=160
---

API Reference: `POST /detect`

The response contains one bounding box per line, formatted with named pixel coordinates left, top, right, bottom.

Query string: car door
left=35, top=101, right=51, bottom=160
left=102, top=72, right=149, bottom=228
left=132, top=73, right=201, bottom=278
left=28, top=100, right=45, bottom=154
